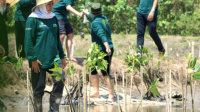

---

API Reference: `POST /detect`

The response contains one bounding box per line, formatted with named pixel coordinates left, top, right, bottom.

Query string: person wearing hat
left=52, top=0, right=84, bottom=63
left=15, top=0, right=36, bottom=58
left=83, top=3, right=115, bottom=102
left=136, top=0, right=165, bottom=56
left=25, top=0, right=66, bottom=111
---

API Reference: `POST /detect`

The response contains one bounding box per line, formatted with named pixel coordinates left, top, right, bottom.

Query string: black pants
left=0, top=14, right=8, bottom=56
left=31, top=64, right=65, bottom=100
left=136, top=12, right=164, bottom=52
left=91, top=48, right=114, bottom=76
left=15, top=20, right=26, bottom=58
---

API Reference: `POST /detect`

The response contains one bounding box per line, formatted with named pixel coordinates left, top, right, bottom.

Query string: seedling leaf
left=187, top=68, right=193, bottom=74
left=193, top=72, right=200, bottom=80
left=151, top=87, right=159, bottom=96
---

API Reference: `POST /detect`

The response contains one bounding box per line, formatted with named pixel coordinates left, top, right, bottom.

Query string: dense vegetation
left=5, top=0, right=200, bottom=36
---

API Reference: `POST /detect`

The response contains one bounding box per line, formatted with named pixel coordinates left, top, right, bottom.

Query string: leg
left=90, top=69, right=100, bottom=98
left=47, top=64, right=65, bottom=112
left=31, top=69, right=47, bottom=112
left=102, top=48, right=114, bottom=102
left=60, top=34, right=65, bottom=45
left=147, top=15, right=165, bottom=52
left=136, top=12, right=147, bottom=51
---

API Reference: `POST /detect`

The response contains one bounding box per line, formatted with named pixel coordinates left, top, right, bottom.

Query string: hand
left=0, top=45, right=5, bottom=56
left=32, top=60, right=42, bottom=73
left=61, top=59, right=67, bottom=69
left=78, top=12, right=84, bottom=18
left=82, top=9, right=89, bottom=15
left=69, top=57, right=78, bottom=63
left=106, top=47, right=111, bottom=56
left=147, top=11, right=154, bottom=21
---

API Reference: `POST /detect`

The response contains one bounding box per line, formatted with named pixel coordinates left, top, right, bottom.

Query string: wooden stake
left=83, top=66, right=87, bottom=112
left=27, top=71, right=29, bottom=112
left=192, top=42, right=194, bottom=57
left=165, top=71, right=169, bottom=112
left=114, top=73, right=121, bottom=112
left=78, top=70, right=81, bottom=112
left=169, top=70, right=172, bottom=112
left=181, top=67, right=184, bottom=112
left=122, top=65, right=126, bottom=111
left=140, top=66, right=143, bottom=112
left=87, top=68, right=91, bottom=112
left=125, top=72, right=127, bottom=112
left=129, top=76, right=133, bottom=112
left=185, top=71, right=188, bottom=112
left=165, top=43, right=168, bottom=57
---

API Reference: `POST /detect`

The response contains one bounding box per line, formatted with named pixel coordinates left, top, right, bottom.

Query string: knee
left=67, top=33, right=74, bottom=40
left=60, top=34, right=65, bottom=41
left=149, top=30, right=157, bottom=37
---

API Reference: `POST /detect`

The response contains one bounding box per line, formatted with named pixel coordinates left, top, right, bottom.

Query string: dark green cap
left=89, top=2, right=102, bottom=14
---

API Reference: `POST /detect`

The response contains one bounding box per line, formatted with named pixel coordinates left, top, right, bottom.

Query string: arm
left=24, top=18, right=37, bottom=61
left=66, top=5, right=83, bottom=17
left=147, top=0, right=159, bottom=21
left=19, top=0, right=35, bottom=8
left=83, top=9, right=94, bottom=21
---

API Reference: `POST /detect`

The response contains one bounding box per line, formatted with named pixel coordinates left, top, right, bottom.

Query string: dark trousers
left=31, top=64, right=65, bottom=100
left=15, top=20, right=26, bottom=58
left=136, top=12, right=164, bottom=52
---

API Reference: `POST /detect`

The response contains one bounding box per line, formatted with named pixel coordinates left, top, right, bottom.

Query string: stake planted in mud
left=140, top=66, right=143, bottom=112
left=83, top=66, right=87, bottom=112
left=165, top=71, right=169, bottom=112
left=87, top=68, right=91, bottom=112
left=165, top=43, right=168, bottom=56
left=114, top=73, right=121, bottom=112
left=129, top=76, right=133, bottom=105
left=169, top=69, right=172, bottom=112
left=78, top=70, right=81, bottom=112
left=27, top=71, right=30, bottom=112
left=180, top=67, right=185, bottom=112
left=125, top=71, right=127, bottom=112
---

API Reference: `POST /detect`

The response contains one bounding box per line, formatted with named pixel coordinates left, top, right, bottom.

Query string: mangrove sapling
left=136, top=78, right=160, bottom=112
left=187, top=53, right=200, bottom=112
left=49, top=62, right=76, bottom=112
left=84, top=43, right=122, bottom=112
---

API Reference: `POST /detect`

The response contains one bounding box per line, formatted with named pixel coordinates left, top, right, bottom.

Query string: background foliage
left=5, top=0, right=200, bottom=36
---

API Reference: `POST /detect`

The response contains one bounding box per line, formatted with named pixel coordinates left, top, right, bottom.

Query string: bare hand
left=79, top=12, right=84, bottom=18
left=82, top=9, right=89, bottom=15
left=147, top=11, right=154, bottom=21
left=32, top=60, right=42, bottom=73
left=61, top=59, right=67, bottom=69
left=106, top=48, right=111, bottom=56
left=0, top=45, right=5, bottom=56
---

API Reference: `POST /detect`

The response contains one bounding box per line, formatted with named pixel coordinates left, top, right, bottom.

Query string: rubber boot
left=49, top=94, right=62, bottom=112
left=33, top=98, right=43, bottom=112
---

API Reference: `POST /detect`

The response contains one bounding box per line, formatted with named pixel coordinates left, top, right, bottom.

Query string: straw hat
left=32, top=0, right=54, bottom=12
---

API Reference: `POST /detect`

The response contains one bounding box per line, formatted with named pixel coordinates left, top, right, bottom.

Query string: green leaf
left=49, top=73, right=59, bottom=77
left=193, top=72, right=200, bottom=80
left=54, top=62, right=59, bottom=68
left=56, top=77, right=61, bottom=81
left=10, top=57, right=18, bottom=63
left=49, top=68, right=58, bottom=72
left=151, top=87, right=159, bottom=96
left=194, top=64, right=200, bottom=73
left=151, top=78, right=159, bottom=88
left=192, top=57, right=197, bottom=68
left=67, top=69, right=71, bottom=75
left=57, top=67, right=63, bottom=75
left=187, top=68, right=193, bottom=74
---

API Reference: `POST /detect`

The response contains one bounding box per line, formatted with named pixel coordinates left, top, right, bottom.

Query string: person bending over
left=83, top=2, right=115, bottom=102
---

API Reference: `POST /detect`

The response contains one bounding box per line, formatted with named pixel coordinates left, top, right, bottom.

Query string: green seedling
left=14, top=45, right=23, bottom=71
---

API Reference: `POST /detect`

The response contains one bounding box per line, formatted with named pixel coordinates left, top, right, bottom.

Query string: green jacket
left=137, top=0, right=158, bottom=15
left=88, top=13, right=113, bottom=51
left=24, top=16, right=65, bottom=68
left=53, top=0, right=75, bottom=19
left=14, top=0, right=35, bottom=21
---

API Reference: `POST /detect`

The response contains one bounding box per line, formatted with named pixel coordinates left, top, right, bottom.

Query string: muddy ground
left=0, top=35, right=200, bottom=110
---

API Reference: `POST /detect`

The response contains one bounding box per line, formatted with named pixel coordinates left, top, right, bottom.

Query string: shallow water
left=1, top=103, right=200, bottom=112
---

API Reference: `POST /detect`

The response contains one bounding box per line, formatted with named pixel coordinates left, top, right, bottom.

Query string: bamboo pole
left=129, top=76, right=133, bottom=105
left=165, top=71, right=169, bottom=112
left=122, top=65, right=125, bottom=111
left=140, top=66, right=143, bottom=112
left=184, top=71, right=188, bottom=112
left=87, top=68, right=91, bottom=112
left=114, top=73, right=121, bottom=112
left=27, top=71, right=29, bottom=112
left=181, top=67, right=184, bottom=112
left=125, top=72, right=127, bottom=112
left=83, top=66, right=87, bottom=112
left=78, top=70, right=81, bottom=112
left=192, top=42, right=194, bottom=57
left=169, top=70, right=172, bottom=112
left=165, top=43, right=168, bottom=57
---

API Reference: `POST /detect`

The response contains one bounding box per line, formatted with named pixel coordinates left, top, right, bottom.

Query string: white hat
left=32, top=0, right=54, bottom=12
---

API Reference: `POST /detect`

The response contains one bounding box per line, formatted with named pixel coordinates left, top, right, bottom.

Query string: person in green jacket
left=83, top=3, right=115, bottom=103
left=15, top=0, right=35, bottom=58
left=25, top=0, right=66, bottom=111
left=136, top=0, right=165, bottom=56
left=53, top=0, right=83, bottom=62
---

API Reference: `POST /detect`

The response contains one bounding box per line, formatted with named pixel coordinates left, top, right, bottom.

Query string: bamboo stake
left=184, top=71, right=188, bottom=112
left=87, top=68, right=91, bottom=112
left=181, top=67, right=184, bottom=112
left=165, top=71, right=169, bottom=112
left=125, top=72, right=127, bottom=112
left=122, top=65, right=125, bottom=111
left=83, top=66, right=87, bottom=112
left=165, top=43, right=168, bottom=57
left=192, top=42, right=194, bottom=57
left=114, top=73, right=121, bottom=112
left=78, top=70, right=81, bottom=112
left=169, top=70, right=172, bottom=112
left=129, top=76, right=133, bottom=106
left=27, top=71, right=29, bottom=112
left=140, top=66, right=143, bottom=112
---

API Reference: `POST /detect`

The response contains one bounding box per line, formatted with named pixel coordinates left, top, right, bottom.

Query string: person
left=0, top=0, right=9, bottom=56
left=24, top=0, right=66, bottom=111
left=136, top=0, right=165, bottom=56
left=83, top=3, right=115, bottom=102
left=15, top=0, right=36, bottom=58
left=52, top=0, right=84, bottom=62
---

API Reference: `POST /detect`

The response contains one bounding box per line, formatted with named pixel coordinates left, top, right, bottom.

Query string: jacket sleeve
left=88, top=13, right=94, bottom=21
left=24, top=17, right=37, bottom=62
left=19, top=0, right=35, bottom=8
left=63, top=0, right=74, bottom=6
left=92, top=22, right=108, bottom=43
left=56, top=18, right=65, bottom=59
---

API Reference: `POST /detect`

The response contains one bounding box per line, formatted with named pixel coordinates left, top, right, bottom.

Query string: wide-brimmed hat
left=32, top=0, right=54, bottom=12
left=89, top=3, right=102, bottom=14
